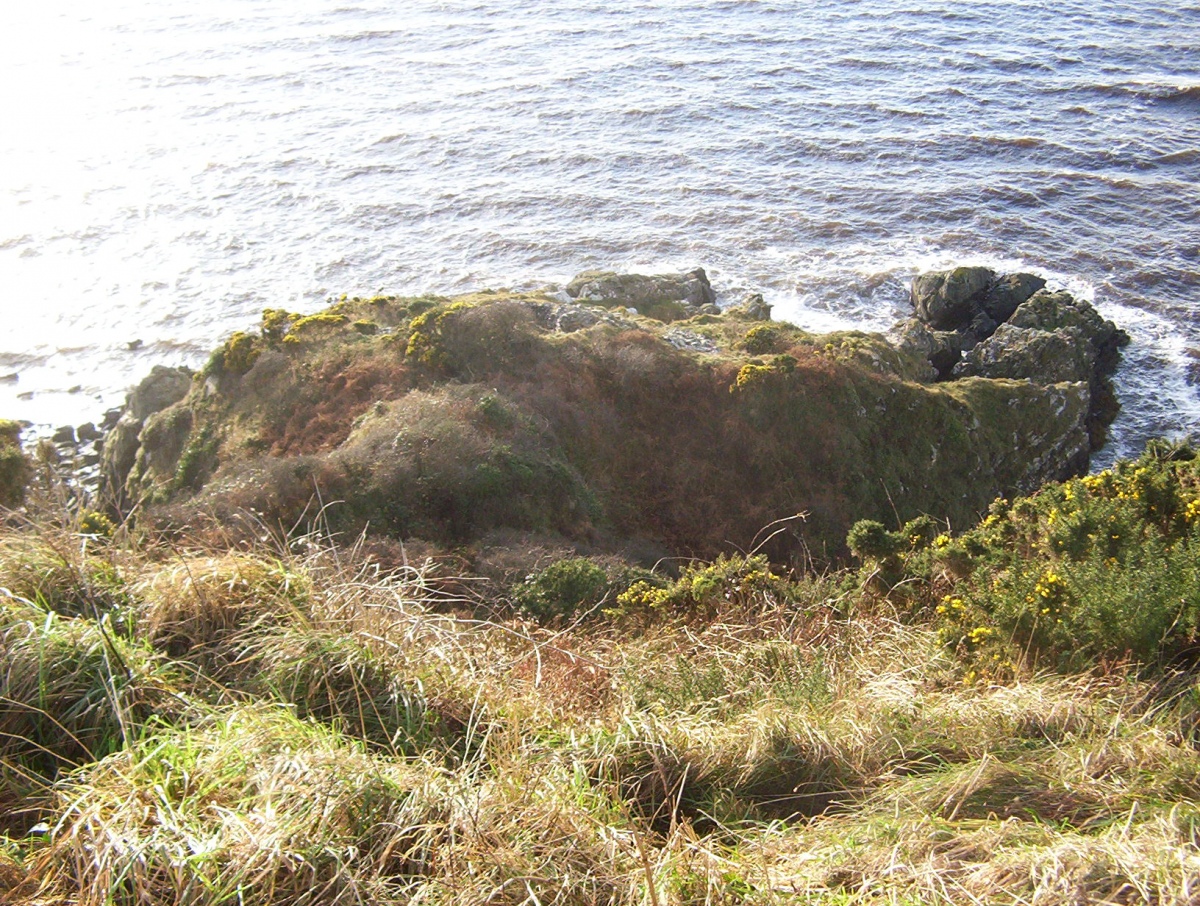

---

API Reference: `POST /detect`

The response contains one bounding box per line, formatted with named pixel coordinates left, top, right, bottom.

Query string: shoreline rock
left=896, top=267, right=1129, bottom=450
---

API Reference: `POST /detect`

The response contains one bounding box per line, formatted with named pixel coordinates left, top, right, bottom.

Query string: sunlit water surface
left=2, top=0, right=1199, bottom=464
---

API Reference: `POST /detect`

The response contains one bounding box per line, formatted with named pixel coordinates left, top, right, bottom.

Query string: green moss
left=172, top=425, right=218, bottom=494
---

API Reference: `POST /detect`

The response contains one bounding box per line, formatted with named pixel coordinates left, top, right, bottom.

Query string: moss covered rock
left=102, top=289, right=1115, bottom=562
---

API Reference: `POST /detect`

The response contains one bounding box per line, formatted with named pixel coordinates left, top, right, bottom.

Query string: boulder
left=910, top=266, right=994, bottom=330
left=1007, top=289, right=1128, bottom=356
left=732, top=293, right=772, bottom=321
left=526, top=302, right=637, bottom=334
left=890, top=318, right=964, bottom=380
left=127, top=365, right=193, bottom=421
left=565, top=267, right=717, bottom=311
left=100, top=365, right=194, bottom=507
left=126, top=407, right=195, bottom=498
left=902, top=267, right=1129, bottom=456
left=981, top=272, right=1046, bottom=322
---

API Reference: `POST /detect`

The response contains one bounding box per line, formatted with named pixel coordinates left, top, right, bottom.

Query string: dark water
left=1, top=0, right=1198, bottom=463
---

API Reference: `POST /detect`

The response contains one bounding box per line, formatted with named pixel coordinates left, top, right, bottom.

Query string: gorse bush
left=880, top=446, right=1200, bottom=675
left=614, top=554, right=788, bottom=622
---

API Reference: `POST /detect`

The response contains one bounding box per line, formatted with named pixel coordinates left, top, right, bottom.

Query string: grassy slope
left=4, top=445, right=1200, bottom=904
left=113, top=292, right=1090, bottom=563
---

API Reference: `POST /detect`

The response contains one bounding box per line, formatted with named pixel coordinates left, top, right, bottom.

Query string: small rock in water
left=101, top=407, right=123, bottom=430
left=0, top=372, right=18, bottom=384
left=127, top=339, right=144, bottom=351
left=77, top=422, right=101, bottom=442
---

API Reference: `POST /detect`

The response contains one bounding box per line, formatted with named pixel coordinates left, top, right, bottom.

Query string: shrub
left=922, top=446, right=1200, bottom=674
left=0, top=420, right=30, bottom=508
left=846, top=519, right=899, bottom=561
left=743, top=324, right=783, bottom=354
left=511, top=558, right=612, bottom=621
left=613, top=554, right=787, bottom=621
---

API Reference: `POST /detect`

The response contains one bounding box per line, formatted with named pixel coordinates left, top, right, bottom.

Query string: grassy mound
left=106, top=292, right=1096, bottom=563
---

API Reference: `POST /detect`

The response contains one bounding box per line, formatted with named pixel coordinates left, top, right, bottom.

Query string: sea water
left=1, top=0, right=1198, bottom=464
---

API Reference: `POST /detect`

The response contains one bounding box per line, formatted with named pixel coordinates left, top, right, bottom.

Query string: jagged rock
left=51, top=425, right=76, bottom=445
left=733, top=293, right=772, bottom=321
left=126, top=407, right=194, bottom=497
left=127, top=365, right=193, bottom=421
left=565, top=267, right=716, bottom=311
left=76, top=422, right=100, bottom=443
left=101, top=365, right=195, bottom=506
left=910, top=267, right=1045, bottom=336
left=910, top=266, right=994, bottom=330
left=1008, top=289, right=1129, bottom=356
left=955, top=324, right=1096, bottom=384
left=526, top=302, right=637, bottom=334
left=663, top=329, right=718, bottom=353
left=890, top=319, right=962, bottom=381
left=101, top=418, right=143, bottom=505
left=903, top=267, right=1129, bottom=455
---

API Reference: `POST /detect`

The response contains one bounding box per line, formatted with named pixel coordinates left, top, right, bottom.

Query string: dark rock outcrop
left=904, top=268, right=1128, bottom=451
left=957, top=324, right=1095, bottom=385
left=910, top=266, right=997, bottom=331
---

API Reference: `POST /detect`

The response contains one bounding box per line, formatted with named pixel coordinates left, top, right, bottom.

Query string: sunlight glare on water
left=0, top=0, right=1197, bottom=461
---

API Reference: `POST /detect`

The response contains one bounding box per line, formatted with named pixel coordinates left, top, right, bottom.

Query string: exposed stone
left=526, top=302, right=637, bottom=334
left=126, top=406, right=195, bottom=499
left=127, top=365, right=193, bottom=421
left=76, top=422, right=101, bottom=443
left=955, top=324, right=1096, bottom=384
left=910, top=266, right=994, bottom=330
left=890, top=319, right=962, bottom=381
left=981, top=272, right=1046, bottom=322
left=565, top=267, right=716, bottom=311
left=51, top=425, right=76, bottom=445
left=100, top=365, right=195, bottom=507
left=736, top=293, right=772, bottom=321
left=663, top=329, right=718, bottom=353
left=101, top=416, right=142, bottom=505
left=1007, top=289, right=1129, bottom=356
left=902, top=267, right=1129, bottom=458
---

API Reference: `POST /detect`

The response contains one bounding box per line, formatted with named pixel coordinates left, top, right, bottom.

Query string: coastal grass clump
left=0, top=595, right=191, bottom=785
left=39, top=705, right=451, bottom=906
left=0, top=530, right=130, bottom=619
left=134, top=551, right=311, bottom=669
left=14, top=418, right=1200, bottom=904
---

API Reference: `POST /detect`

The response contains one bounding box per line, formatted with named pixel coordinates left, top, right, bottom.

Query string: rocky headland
left=65, top=264, right=1128, bottom=565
